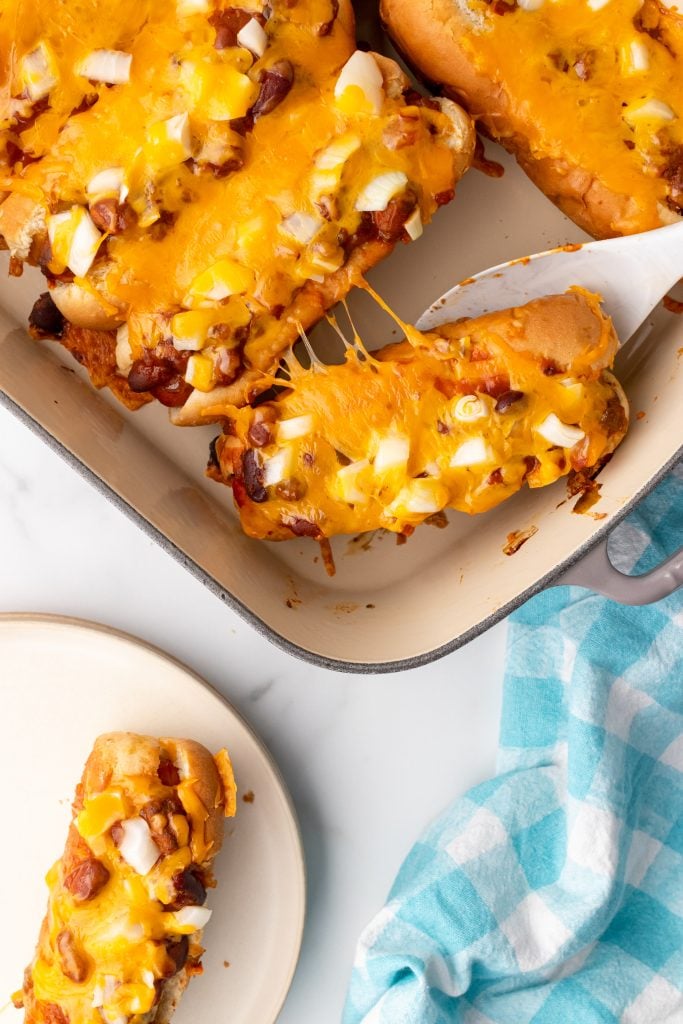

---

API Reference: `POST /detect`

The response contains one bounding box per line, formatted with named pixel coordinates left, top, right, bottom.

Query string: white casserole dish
left=1, top=142, right=682, bottom=672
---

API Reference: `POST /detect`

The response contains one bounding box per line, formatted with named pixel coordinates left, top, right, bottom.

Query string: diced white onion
left=49, top=208, right=102, bottom=279
left=624, top=99, right=676, bottom=125
left=315, top=134, right=361, bottom=170
left=536, top=413, right=585, bottom=448
left=174, top=905, right=212, bottom=931
left=116, top=818, right=159, bottom=876
left=587, top=0, right=610, bottom=9
left=309, top=169, right=339, bottom=199
left=517, top=0, right=544, bottom=9
left=115, top=324, right=132, bottom=375
left=279, top=212, right=324, bottom=245
left=453, top=395, right=487, bottom=423
left=450, top=437, right=495, bottom=467
left=69, top=210, right=102, bottom=277
left=171, top=329, right=205, bottom=352
left=263, top=448, right=294, bottom=486
left=355, top=171, right=408, bottom=212
left=276, top=414, right=314, bottom=441
left=334, top=50, right=384, bottom=115
left=77, top=49, right=132, bottom=85
left=403, top=208, right=423, bottom=241
left=628, top=40, right=649, bottom=73
left=373, top=435, right=409, bottom=472
left=335, top=460, right=370, bottom=504
left=20, top=43, right=58, bottom=101
left=237, top=18, right=268, bottom=57
left=162, top=111, right=192, bottom=158
left=141, top=970, right=155, bottom=988
left=391, top=479, right=445, bottom=515
left=87, top=167, right=126, bottom=202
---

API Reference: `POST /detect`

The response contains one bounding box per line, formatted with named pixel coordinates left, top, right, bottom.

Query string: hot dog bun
left=208, top=288, right=628, bottom=545
left=18, top=732, right=236, bottom=1024
left=381, top=0, right=683, bottom=237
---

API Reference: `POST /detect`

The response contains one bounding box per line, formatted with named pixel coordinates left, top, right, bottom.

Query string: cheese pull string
left=357, top=278, right=430, bottom=351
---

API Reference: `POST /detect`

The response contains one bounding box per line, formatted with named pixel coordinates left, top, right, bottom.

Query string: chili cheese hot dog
left=0, top=0, right=473, bottom=422
left=208, top=289, right=628, bottom=546
left=15, top=733, right=237, bottom=1024
left=382, top=0, right=683, bottom=238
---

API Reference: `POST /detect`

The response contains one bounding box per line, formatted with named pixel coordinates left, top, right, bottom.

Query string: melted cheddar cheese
left=0, top=0, right=471, bottom=411
left=20, top=739, right=235, bottom=1024
left=462, top=0, right=683, bottom=232
left=210, top=289, right=628, bottom=544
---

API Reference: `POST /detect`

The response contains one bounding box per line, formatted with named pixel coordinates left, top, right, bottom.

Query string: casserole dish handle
left=556, top=537, right=683, bottom=605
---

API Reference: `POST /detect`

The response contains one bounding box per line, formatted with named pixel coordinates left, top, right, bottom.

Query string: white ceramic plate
left=0, top=614, right=305, bottom=1024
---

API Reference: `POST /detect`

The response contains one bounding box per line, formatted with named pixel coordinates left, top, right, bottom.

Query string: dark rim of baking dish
left=2, top=387, right=681, bottom=675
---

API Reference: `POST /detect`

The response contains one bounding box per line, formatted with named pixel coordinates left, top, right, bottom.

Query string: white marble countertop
left=0, top=402, right=506, bottom=1022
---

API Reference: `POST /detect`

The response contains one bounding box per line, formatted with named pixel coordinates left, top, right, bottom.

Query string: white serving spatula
left=416, top=219, right=683, bottom=364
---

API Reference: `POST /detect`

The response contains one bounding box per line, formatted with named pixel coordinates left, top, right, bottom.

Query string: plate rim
left=0, top=610, right=307, bottom=1024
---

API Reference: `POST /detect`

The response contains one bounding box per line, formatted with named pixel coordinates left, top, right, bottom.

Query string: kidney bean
left=141, top=796, right=185, bottom=854
left=57, top=929, right=88, bottom=983
left=209, top=7, right=251, bottom=48
left=89, top=198, right=130, bottom=235
left=495, top=389, right=524, bottom=413
left=164, top=935, right=189, bottom=976
left=252, top=60, right=294, bottom=119
left=128, top=356, right=175, bottom=393
left=275, top=478, right=307, bottom=501
left=153, top=376, right=194, bottom=408
left=286, top=517, right=321, bottom=538
left=435, top=188, right=455, bottom=206
left=110, top=821, right=124, bottom=846
left=341, top=213, right=377, bottom=256
left=242, top=449, right=267, bottom=502
left=247, top=421, right=272, bottom=447
left=372, top=194, right=417, bottom=243
left=28, top=292, right=64, bottom=338
left=169, top=868, right=207, bottom=910
left=63, top=858, right=110, bottom=901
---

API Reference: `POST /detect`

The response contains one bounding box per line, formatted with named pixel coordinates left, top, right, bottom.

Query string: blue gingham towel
left=344, top=464, right=683, bottom=1024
